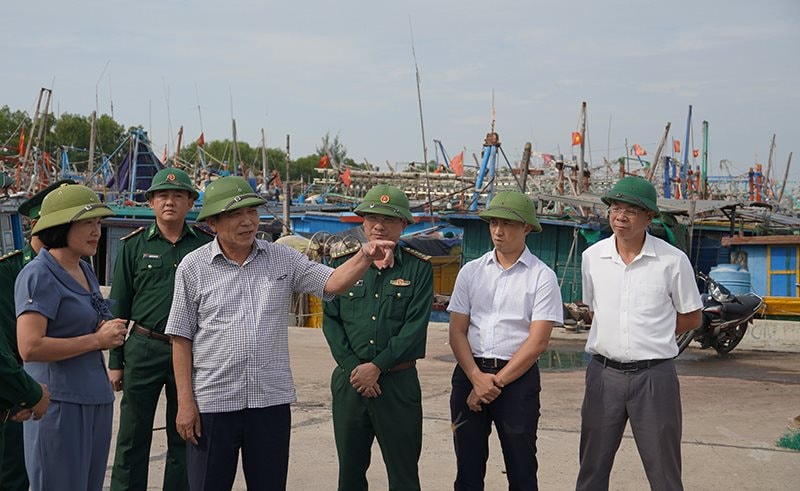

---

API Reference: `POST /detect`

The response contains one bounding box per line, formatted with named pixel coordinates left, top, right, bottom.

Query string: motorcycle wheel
left=711, top=322, right=748, bottom=355
left=676, top=330, right=696, bottom=355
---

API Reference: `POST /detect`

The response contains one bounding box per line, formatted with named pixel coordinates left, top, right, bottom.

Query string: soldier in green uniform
left=322, top=184, right=434, bottom=491
left=108, top=168, right=213, bottom=491
left=0, top=181, right=69, bottom=490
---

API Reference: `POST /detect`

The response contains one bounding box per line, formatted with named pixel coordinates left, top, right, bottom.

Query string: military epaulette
left=192, top=224, right=215, bottom=237
left=0, top=249, right=23, bottom=262
left=120, top=227, right=146, bottom=241
left=330, top=244, right=362, bottom=260
left=402, top=246, right=431, bottom=261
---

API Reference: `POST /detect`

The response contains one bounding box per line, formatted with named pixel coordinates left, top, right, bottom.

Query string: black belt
left=593, top=354, right=669, bottom=372
left=474, top=357, right=509, bottom=370
left=388, top=360, right=416, bottom=372
left=132, top=324, right=172, bottom=344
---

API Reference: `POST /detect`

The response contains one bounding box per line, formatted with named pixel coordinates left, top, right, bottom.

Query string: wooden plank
left=721, top=235, right=800, bottom=246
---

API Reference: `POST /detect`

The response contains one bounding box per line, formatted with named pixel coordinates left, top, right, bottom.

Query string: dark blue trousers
left=186, top=405, right=291, bottom=491
left=450, top=363, right=541, bottom=491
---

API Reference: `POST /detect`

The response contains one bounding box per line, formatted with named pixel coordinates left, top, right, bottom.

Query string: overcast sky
left=3, top=0, right=799, bottom=182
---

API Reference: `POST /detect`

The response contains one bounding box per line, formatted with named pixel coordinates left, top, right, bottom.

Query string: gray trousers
left=576, top=358, right=683, bottom=491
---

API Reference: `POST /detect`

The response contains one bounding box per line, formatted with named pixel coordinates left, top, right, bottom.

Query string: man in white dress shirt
left=576, top=176, right=702, bottom=491
left=448, top=191, right=564, bottom=490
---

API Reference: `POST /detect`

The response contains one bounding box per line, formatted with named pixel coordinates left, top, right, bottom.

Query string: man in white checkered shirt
left=165, top=176, right=396, bottom=490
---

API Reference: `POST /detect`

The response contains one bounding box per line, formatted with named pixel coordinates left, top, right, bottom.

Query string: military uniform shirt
left=323, top=247, right=433, bottom=373
left=0, top=245, right=43, bottom=411
left=108, top=222, right=213, bottom=370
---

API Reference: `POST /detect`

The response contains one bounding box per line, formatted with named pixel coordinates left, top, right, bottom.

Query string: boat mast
left=579, top=101, right=586, bottom=193
left=409, top=18, right=433, bottom=225
left=261, top=129, right=268, bottom=181
left=680, top=105, right=692, bottom=199
left=283, top=135, right=291, bottom=236
left=88, top=111, right=97, bottom=178
left=701, top=121, right=709, bottom=198
left=777, top=152, right=793, bottom=205
left=765, top=133, right=776, bottom=200
left=232, top=119, right=239, bottom=176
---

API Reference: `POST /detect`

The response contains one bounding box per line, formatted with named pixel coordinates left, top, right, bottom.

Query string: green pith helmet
left=18, top=179, right=77, bottom=219
left=354, top=185, right=414, bottom=223
left=196, top=176, right=266, bottom=222
left=479, top=191, right=542, bottom=232
left=32, top=184, right=115, bottom=235
left=146, top=167, right=199, bottom=200
left=601, top=176, right=660, bottom=215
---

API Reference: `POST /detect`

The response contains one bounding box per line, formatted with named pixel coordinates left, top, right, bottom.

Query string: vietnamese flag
left=693, top=149, right=699, bottom=158
left=341, top=168, right=352, bottom=187
left=18, top=128, right=25, bottom=155
left=319, top=154, right=330, bottom=168
left=571, top=132, right=582, bottom=146
left=633, top=144, right=647, bottom=156
left=450, top=151, right=464, bottom=176
left=673, top=140, right=681, bottom=153
left=196, top=133, right=205, bottom=148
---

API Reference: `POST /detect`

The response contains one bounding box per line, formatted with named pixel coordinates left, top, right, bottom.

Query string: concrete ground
left=103, top=324, right=800, bottom=490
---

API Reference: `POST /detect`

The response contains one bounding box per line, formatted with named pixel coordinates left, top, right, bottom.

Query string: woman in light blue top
left=15, top=184, right=128, bottom=491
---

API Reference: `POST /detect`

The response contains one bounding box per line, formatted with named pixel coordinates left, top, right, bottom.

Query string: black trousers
left=186, top=405, right=291, bottom=491
left=450, top=363, right=541, bottom=491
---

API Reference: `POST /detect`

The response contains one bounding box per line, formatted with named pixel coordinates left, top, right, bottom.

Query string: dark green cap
left=601, top=176, right=660, bottom=215
left=146, top=168, right=199, bottom=200
left=479, top=191, right=542, bottom=232
left=197, top=176, right=266, bottom=222
left=18, top=179, right=77, bottom=219
left=354, top=185, right=414, bottom=222
left=32, top=184, right=115, bottom=235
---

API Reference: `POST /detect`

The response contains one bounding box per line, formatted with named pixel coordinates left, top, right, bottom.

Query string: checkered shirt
left=165, top=238, right=334, bottom=413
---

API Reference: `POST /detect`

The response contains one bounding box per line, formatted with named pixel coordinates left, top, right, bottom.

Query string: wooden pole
left=579, top=101, right=586, bottom=193
left=520, top=142, right=532, bottom=193
left=175, top=126, right=183, bottom=168
left=777, top=152, right=793, bottom=205
left=88, top=111, right=97, bottom=177
left=283, top=135, right=291, bottom=236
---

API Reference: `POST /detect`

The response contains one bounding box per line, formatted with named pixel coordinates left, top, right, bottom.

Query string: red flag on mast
left=196, top=133, right=205, bottom=148
left=693, top=149, right=699, bottom=158
left=673, top=140, right=681, bottom=153
left=633, top=144, right=647, bottom=156
left=341, top=168, right=352, bottom=187
left=571, top=132, right=582, bottom=146
left=319, top=154, right=330, bottom=168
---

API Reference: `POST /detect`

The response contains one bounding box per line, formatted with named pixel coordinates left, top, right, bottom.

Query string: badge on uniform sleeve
left=390, top=278, right=411, bottom=287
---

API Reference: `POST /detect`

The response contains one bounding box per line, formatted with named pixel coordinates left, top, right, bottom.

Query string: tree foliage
left=0, top=105, right=361, bottom=192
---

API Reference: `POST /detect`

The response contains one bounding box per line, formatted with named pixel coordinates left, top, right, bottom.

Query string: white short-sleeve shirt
left=582, top=233, right=703, bottom=361
left=448, top=247, right=564, bottom=360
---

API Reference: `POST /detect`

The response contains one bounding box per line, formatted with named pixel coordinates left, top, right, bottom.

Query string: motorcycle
left=677, top=271, right=764, bottom=355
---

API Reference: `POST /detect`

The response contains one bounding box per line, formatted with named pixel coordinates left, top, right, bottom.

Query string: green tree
left=52, top=113, right=91, bottom=148
left=0, top=105, right=31, bottom=151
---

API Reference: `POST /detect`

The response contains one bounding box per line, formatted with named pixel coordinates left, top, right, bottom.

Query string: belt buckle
left=621, top=362, right=640, bottom=373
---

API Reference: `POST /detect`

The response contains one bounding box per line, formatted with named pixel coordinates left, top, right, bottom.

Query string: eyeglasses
left=608, top=206, right=644, bottom=218
left=364, top=214, right=404, bottom=225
